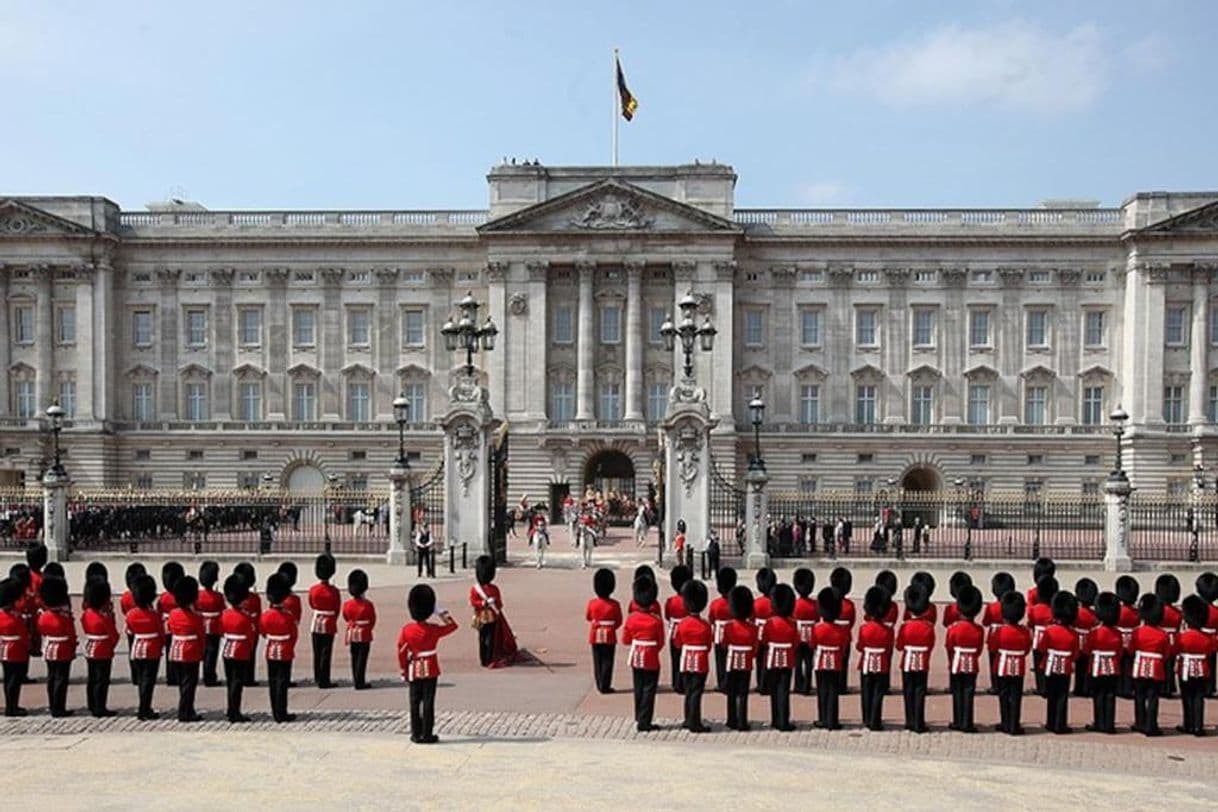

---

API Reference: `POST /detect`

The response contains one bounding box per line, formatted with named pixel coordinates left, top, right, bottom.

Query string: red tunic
left=863, top=602, right=899, bottom=629
left=854, top=619, right=894, bottom=674
left=220, top=608, right=255, bottom=661
left=722, top=618, right=758, bottom=671
left=708, top=596, right=733, bottom=646
left=239, top=593, right=262, bottom=645
left=896, top=618, right=936, bottom=672
left=1026, top=602, right=1054, bottom=652
left=167, top=607, right=206, bottom=663
left=1084, top=625, right=1123, bottom=677
left=260, top=606, right=298, bottom=661
left=282, top=593, right=303, bottom=626
left=752, top=596, right=773, bottom=636
left=157, top=592, right=178, bottom=634
left=397, top=620, right=459, bottom=681
left=119, top=590, right=136, bottom=618
left=469, top=583, right=504, bottom=622
left=196, top=588, right=225, bottom=637
left=125, top=607, right=164, bottom=660
left=663, top=595, right=688, bottom=642
left=942, top=603, right=960, bottom=628
left=37, top=608, right=76, bottom=662
left=1026, top=585, right=1038, bottom=608
left=1036, top=623, right=1080, bottom=676
left=308, top=581, right=342, bottom=635
left=1073, top=605, right=1098, bottom=649
left=342, top=597, right=377, bottom=644
left=673, top=615, right=713, bottom=673
left=761, top=616, right=799, bottom=670
left=1159, top=603, right=1182, bottom=647
left=837, top=597, right=857, bottom=630
left=903, top=604, right=938, bottom=625
left=1116, top=604, right=1139, bottom=648
left=1128, top=625, right=1172, bottom=681
left=988, top=623, right=1032, bottom=677
left=793, top=596, right=820, bottom=645
left=982, top=599, right=1005, bottom=632
left=80, top=608, right=119, bottom=660
left=1205, top=605, right=1218, bottom=638
left=811, top=620, right=851, bottom=671
left=627, top=600, right=661, bottom=617
left=621, top=611, right=665, bottom=670
left=0, top=608, right=30, bottom=662
left=1176, top=628, right=1216, bottom=681
left=945, top=619, right=985, bottom=674
left=585, top=597, right=623, bottom=645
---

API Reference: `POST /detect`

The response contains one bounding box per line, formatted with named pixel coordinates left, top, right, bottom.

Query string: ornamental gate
left=410, top=460, right=445, bottom=550
left=709, top=454, right=745, bottom=555
left=488, top=430, right=509, bottom=564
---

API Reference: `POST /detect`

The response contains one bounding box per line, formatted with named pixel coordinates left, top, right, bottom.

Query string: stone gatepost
left=744, top=466, right=770, bottom=570
left=662, top=380, right=718, bottom=557
left=1103, top=473, right=1133, bottom=572
left=41, top=468, right=70, bottom=563
left=440, top=374, right=500, bottom=560
left=386, top=462, right=411, bottom=565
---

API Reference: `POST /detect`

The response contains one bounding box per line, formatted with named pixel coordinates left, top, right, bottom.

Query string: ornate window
left=58, top=377, right=76, bottom=418
left=288, top=365, right=320, bottom=421
left=968, top=309, right=991, bottom=348
left=180, top=364, right=212, bottom=422
left=56, top=306, right=75, bottom=344
left=647, top=307, right=666, bottom=344
left=644, top=366, right=671, bottom=424
left=237, top=307, right=262, bottom=347
left=744, top=309, right=766, bottom=347
left=912, top=308, right=935, bottom=348
left=1025, top=309, right=1050, bottom=348
left=127, top=364, right=158, bottom=422
left=344, top=364, right=375, bottom=422
left=599, top=304, right=622, bottom=344
left=1165, top=306, right=1187, bottom=346
left=553, top=305, right=574, bottom=345
left=1083, top=310, right=1106, bottom=347
left=1163, top=384, right=1185, bottom=424
left=851, top=365, right=883, bottom=425
left=347, top=307, right=371, bottom=347
left=549, top=367, right=575, bottom=423
left=855, top=307, right=880, bottom=348
left=184, top=308, right=208, bottom=348
left=13, top=304, right=34, bottom=345
left=793, top=364, right=827, bottom=425
left=402, top=307, right=426, bottom=347
left=292, top=307, right=316, bottom=347
left=10, top=365, right=36, bottom=419
left=398, top=365, right=430, bottom=424
left=132, top=309, right=154, bottom=347
left=800, top=308, right=822, bottom=347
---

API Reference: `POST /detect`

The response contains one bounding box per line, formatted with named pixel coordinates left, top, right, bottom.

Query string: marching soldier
left=24, top=544, right=47, bottom=658
left=262, top=573, right=298, bottom=723
left=166, top=576, right=205, bottom=722
left=1129, top=593, right=1170, bottom=736
left=897, top=583, right=935, bottom=733
left=1026, top=557, right=1055, bottom=607
left=38, top=576, right=76, bottom=718
left=158, top=561, right=185, bottom=687
left=829, top=567, right=856, bottom=694
left=125, top=575, right=164, bottom=720
left=664, top=566, right=692, bottom=694
left=856, top=585, right=894, bottom=731
left=196, top=562, right=225, bottom=688
left=622, top=578, right=665, bottom=732
left=1038, top=591, right=1079, bottom=734
left=762, top=584, right=798, bottom=731
left=1072, top=578, right=1099, bottom=697
left=811, top=587, right=849, bottom=730
left=1084, top=592, right=1123, bottom=733
left=945, top=585, right=984, bottom=732
left=81, top=578, right=119, bottom=717
left=792, top=568, right=818, bottom=696
left=586, top=568, right=623, bottom=694
left=1114, top=575, right=1141, bottom=699
left=121, top=563, right=146, bottom=685
left=234, top=563, right=262, bottom=687
left=343, top=569, right=376, bottom=689
left=722, top=585, right=757, bottom=731
left=753, top=568, right=776, bottom=695
left=709, top=568, right=738, bottom=693
left=673, top=579, right=713, bottom=733
left=1176, top=594, right=1215, bottom=735
left=397, top=584, right=459, bottom=743
left=1154, top=574, right=1182, bottom=698
left=220, top=574, right=255, bottom=723
left=989, top=591, right=1031, bottom=735
left=308, top=553, right=340, bottom=689
left=984, top=572, right=1017, bottom=690
left=1027, top=575, right=1058, bottom=696
left=1196, top=572, right=1218, bottom=698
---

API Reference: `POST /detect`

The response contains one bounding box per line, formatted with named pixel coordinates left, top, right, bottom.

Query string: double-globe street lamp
left=441, top=292, right=498, bottom=377
left=660, top=292, right=717, bottom=380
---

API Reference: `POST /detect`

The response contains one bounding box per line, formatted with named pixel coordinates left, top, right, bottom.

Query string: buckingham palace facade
left=1, top=162, right=1217, bottom=501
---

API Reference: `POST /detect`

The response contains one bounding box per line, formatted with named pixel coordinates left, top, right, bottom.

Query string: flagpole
left=612, top=48, right=620, bottom=167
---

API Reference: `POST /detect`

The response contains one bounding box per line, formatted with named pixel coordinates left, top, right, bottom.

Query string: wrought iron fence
left=1128, top=494, right=1218, bottom=562
left=709, top=458, right=745, bottom=556
left=410, top=461, right=445, bottom=555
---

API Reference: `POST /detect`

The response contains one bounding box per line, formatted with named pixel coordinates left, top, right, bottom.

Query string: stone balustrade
left=733, top=207, right=1123, bottom=231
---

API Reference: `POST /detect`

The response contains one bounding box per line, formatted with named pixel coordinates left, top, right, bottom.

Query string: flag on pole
left=616, top=56, right=638, bottom=121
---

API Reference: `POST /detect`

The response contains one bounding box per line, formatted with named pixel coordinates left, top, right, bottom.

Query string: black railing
left=709, top=457, right=745, bottom=556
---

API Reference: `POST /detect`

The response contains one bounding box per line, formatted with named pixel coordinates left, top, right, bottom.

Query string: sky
left=3, top=1, right=1216, bottom=211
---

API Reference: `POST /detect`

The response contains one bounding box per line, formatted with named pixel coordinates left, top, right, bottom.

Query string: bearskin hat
left=904, top=584, right=930, bottom=618
left=198, top=561, right=220, bottom=590
left=25, top=543, right=47, bottom=571
left=234, top=562, right=257, bottom=589
left=716, top=567, right=738, bottom=598
left=634, top=577, right=659, bottom=610
left=1032, top=556, right=1056, bottom=583
left=633, top=564, right=656, bottom=585
left=1001, top=590, right=1026, bottom=624
left=593, top=568, right=616, bottom=599
left=1195, top=572, right=1218, bottom=603
left=875, top=570, right=898, bottom=597
left=1074, top=578, right=1098, bottom=608
left=677, top=519, right=687, bottom=533
left=85, top=561, right=109, bottom=585
left=408, top=584, right=436, bottom=622
left=7, top=564, right=29, bottom=589
left=1154, top=573, right=1181, bottom=605
left=223, top=573, right=249, bottom=608
left=1182, top=594, right=1209, bottom=630
left=1094, top=591, right=1121, bottom=627
left=991, top=571, right=1015, bottom=600
left=315, top=553, right=337, bottom=581
left=911, top=571, right=936, bottom=599
left=681, top=579, right=709, bottom=615
left=956, top=585, right=983, bottom=620
left=863, top=585, right=891, bottom=622
left=756, top=567, right=777, bottom=598
left=43, top=562, right=64, bottom=580
left=817, top=587, right=841, bottom=623
left=125, top=562, right=146, bottom=590
left=173, top=575, right=199, bottom=609
left=84, top=577, right=111, bottom=611
left=1051, top=591, right=1078, bottom=626
left=948, top=570, right=972, bottom=599
left=347, top=568, right=369, bottom=598
left=829, top=566, right=852, bottom=597
left=729, top=585, right=754, bottom=621
left=0, top=577, right=22, bottom=609
left=39, top=576, right=68, bottom=609
left=161, top=561, right=185, bottom=592
left=1115, top=575, right=1140, bottom=606
left=793, top=568, right=815, bottom=598
left=475, top=555, right=496, bottom=586
left=277, top=561, right=298, bottom=588
left=670, top=565, right=692, bottom=594
left=133, top=574, right=158, bottom=609
left=1036, top=575, right=1059, bottom=605
left=266, top=573, right=291, bottom=606
left=771, top=583, right=796, bottom=618
left=1138, top=593, right=1163, bottom=626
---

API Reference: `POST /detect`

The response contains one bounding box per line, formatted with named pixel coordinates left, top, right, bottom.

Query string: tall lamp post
left=955, top=476, right=972, bottom=560
left=747, top=389, right=765, bottom=472
left=1109, top=405, right=1129, bottom=481
left=324, top=472, right=339, bottom=552
left=1191, top=463, right=1205, bottom=562
left=392, top=393, right=412, bottom=467
left=660, top=292, right=717, bottom=381
left=441, top=292, right=498, bottom=377
left=45, top=402, right=66, bottom=476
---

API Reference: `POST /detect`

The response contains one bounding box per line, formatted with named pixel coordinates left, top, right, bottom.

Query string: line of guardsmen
left=586, top=558, right=1218, bottom=736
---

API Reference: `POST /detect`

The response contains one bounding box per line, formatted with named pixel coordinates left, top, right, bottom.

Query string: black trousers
left=203, top=635, right=221, bottom=686
left=949, top=672, right=977, bottom=731
left=794, top=644, right=813, bottom=695
left=1132, top=678, right=1161, bottom=734
left=2, top=660, right=26, bottom=714
left=1180, top=677, right=1207, bottom=734
left=1207, top=652, right=1217, bottom=698
left=132, top=658, right=159, bottom=718
left=416, top=548, right=435, bottom=578
left=632, top=668, right=659, bottom=730
left=223, top=658, right=246, bottom=721
left=478, top=623, right=496, bottom=668
left=683, top=671, right=707, bottom=730
left=995, top=675, right=1024, bottom=734
left=46, top=660, right=71, bottom=716
left=1044, top=674, right=1070, bottom=732
left=86, top=658, right=112, bottom=715
left=164, top=637, right=179, bottom=686
left=767, top=667, right=793, bottom=729
left=837, top=649, right=851, bottom=693
left=1162, top=654, right=1178, bottom=697
left=860, top=672, right=886, bottom=730
left=669, top=645, right=684, bottom=695
left=755, top=644, right=769, bottom=695
left=176, top=660, right=200, bottom=720
left=312, top=633, right=335, bottom=687
left=1072, top=654, right=1091, bottom=697
left=1032, top=651, right=1045, bottom=696
left=714, top=645, right=728, bottom=692
left=350, top=642, right=370, bottom=688
left=1090, top=674, right=1117, bottom=732
left=127, top=633, right=137, bottom=684
left=267, top=659, right=292, bottom=722
left=1118, top=652, right=1134, bottom=698
left=724, top=670, right=750, bottom=730
left=815, top=669, right=841, bottom=729
left=903, top=670, right=928, bottom=731
left=244, top=641, right=259, bottom=686
left=409, top=677, right=438, bottom=740
left=591, top=644, right=615, bottom=693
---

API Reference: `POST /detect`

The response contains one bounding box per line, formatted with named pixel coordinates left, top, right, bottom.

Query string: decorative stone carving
left=452, top=422, right=481, bottom=497
left=319, top=267, right=345, bottom=286
left=374, top=267, right=400, bottom=285
left=485, top=261, right=509, bottom=282
left=1142, top=262, right=1170, bottom=284
left=941, top=267, right=968, bottom=288
left=672, top=261, right=696, bottom=283
left=574, top=260, right=596, bottom=278
left=712, top=260, right=736, bottom=281
left=827, top=265, right=854, bottom=287
left=770, top=264, right=797, bottom=286
left=210, top=267, right=234, bottom=286
left=449, top=375, right=490, bottom=407
left=693, top=292, right=714, bottom=316
left=0, top=214, right=48, bottom=234
left=427, top=266, right=454, bottom=285
left=508, top=291, right=528, bottom=316
left=883, top=267, right=911, bottom=286
left=623, top=259, right=646, bottom=277
left=552, top=449, right=568, bottom=479
left=669, top=379, right=706, bottom=405
left=526, top=260, right=549, bottom=281
left=997, top=267, right=1024, bottom=287
left=265, top=267, right=291, bottom=285
left=568, top=192, right=654, bottom=230
left=1057, top=267, right=1082, bottom=286
left=675, top=422, right=704, bottom=497
left=156, top=267, right=181, bottom=286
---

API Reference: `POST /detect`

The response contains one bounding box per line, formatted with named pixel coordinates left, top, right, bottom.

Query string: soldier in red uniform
left=470, top=556, right=516, bottom=668
left=159, top=561, right=185, bottom=687
left=709, top=568, right=738, bottom=693
left=37, top=576, right=76, bottom=717
left=1026, top=557, right=1055, bottom=608
left=856, top=585, right=894, bottom=731
left=1114, top=575, right=1141, bottom=699
left=897, top=583, right=935, bottom=733
left=984, top=572, right=1017, bottom=692
left=872, top=571, right=899, bottom=627
left=220, top=574, right=255, bottom=723
left=196, top=561, right=225, bottom=688
left=942, top=571, right=972, bottom=628
left=903, top=572, right=938, bottom=625
left=308, top=553, right=340, bottom=689
left=1129, top=593, right=1171, bottom=736
left=722, top=585, right=757, bottom=731
left=343, top=569, right=376, bottom=689
left=81, top=578, right=119, bottom=717
left=1072, top=578, right=1099, bottom=698
left=24, top=544, right=46, bottom=658
left=621, top=578, right=665, bottom=732
left=673, top=579, right=713, bottom=732
left=945, top=585, right=984, bottom=732
left=166, top=576, right=205, bottom=722
left=753, top=568, right=776, bottom=695
left=1154, top=574, right=1182, bottom=698
left=989, top=591, right=1031, bottom=735
left=586, top=568, right=622, bottom=694
left=792, top=568, right=818, bottom=696
left=1176, top=594, right=1215, bottom=735
left=1083, top=591, right=1122, bottom=733
left=397, top=584, right=459, bottom=743
left=762, top=584, right=798, bottom=731
left=1027, top=575, right=1058, bottom=697
left=277, top=562, right=303, bottom=627
left=1037, top=591, right=1080, bottom=734
left=811, top=587, right=849, bottom=730
left=262, top=573, right=298, bottom=723
left=1197, top=572, right=1218, bottom=698
left=664, top=565, right=691, bottom=695
left=829, top=567, right=856, bottom=694
left=126, top=575, right=163, bottom=720
left=628, top=565, right=661, bottom=616
left=121, top=563, right=146, bottom=685
left=0, top=576, right=30, bottom=716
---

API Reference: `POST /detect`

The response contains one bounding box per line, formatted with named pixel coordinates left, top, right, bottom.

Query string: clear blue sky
left=3, top=1, right=1215, bottom=210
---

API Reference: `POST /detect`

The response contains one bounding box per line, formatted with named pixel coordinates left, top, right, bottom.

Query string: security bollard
left=449, top=546, right=455, bottom=574
left=462, top=543, right=468, bottom=570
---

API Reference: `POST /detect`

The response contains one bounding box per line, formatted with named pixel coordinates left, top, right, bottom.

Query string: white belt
left=314, top=610, right=337, bottom=616
left=134, top=632, right=159, bottom=640
left=174, top=635, right=199, bottom=641
left=0, top=635, right=21, bottom=640
left=223, top=634, right=247, bottom=641
left=596, top=620, right=617, bottom=626
left=997, top=648, right=1023, bottom=674
left=352, top=620, right=372, bottom=625
left=1179, top=652, right=1206, bottom=680
left=754, top=617, right=767, bottom=628
left=833, top=619, right=851, bottom=627
left=861, top=646, right=887, bottom=674
left=266, top=635, right=291, bottom=641
left=1202, top=627, right=1216, bottom=635
left=44, top=636, right=70, bottom=642
left=902, top=645, right=929, bottom=670
left=951, top=646, right=978, bottom=672
left=85, top=634, right=111, bottom=641
left=1158, top=626, right=1178, bottom=634
left=796, top=620, right=815, bottom=630
left=683, top=645, right=709, bottom=652
left=201, top=612, right=221, bottom=619
left=413, top=649, right=436, bottom=658
left=630, top=640, right=657, bottom=647
left=1045, top=648, right=1072, bottom=673
left=1133, top=650, right=1163, bottom=670
left=727, top=644, right=751, bottom=654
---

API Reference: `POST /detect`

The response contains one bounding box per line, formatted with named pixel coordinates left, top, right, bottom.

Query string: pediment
left=232, top=362, right=266, bottom=377
left=734, top=364, right=773, bottom=380
left=963, top=363, right=999, bottom=379
left=287, top=363, right=321, bottom=378
left=1078, top=364, right=1114, bottom=379
left=850, top=363, right=885, bottom=379
left=1019, top=364, right=1057, bottom=380
left=396, top=363, right=431, bottom=378
left=477, top=179, right=741, bottom=235
left=125, top=363, right=159, bottom=378
left=178, top=362, right=213, bottom=378
left=341, top=362, right=376, bottom=377
left=0, top=200, right=99, bottom=237
left=793, top=362, right=828, bottom=379
left=1136, top=200, right=1218, bottom=236
left=906, top=363, right=942, bottom=379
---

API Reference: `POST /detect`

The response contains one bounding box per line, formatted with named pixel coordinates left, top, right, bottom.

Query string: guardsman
left=234, top=563, right=261, bottom=687
left=585, top=568, right=623, bottom=694
left=856, top=585, right=894, bottom=731
left=262, top=573, right=298, bottom=723
left=828, top=567, right=856, bottom=694
left=792, top=568, right=818, bottom=696
left=196, top=562, right=225, bottom=688
left=621, top=577, right=665, bottom=732
left=984, top=572, right=1017, bottom=690
left=1114, top=575, right=1141, bottom=699
left=1154, top=574, right=1182, bottom=698
left=897, top=583, right=935, bottom=733
left=989, top=591, right=1031, bottom=735
left=0, top=577, right=29, bottom=716
left=397, top=584, right=459, bottom=744
left=120, top=563, right=147, bottom=685
left=709, top=568, right=738, bottom=693
left=945, top=584, right=984, bottom=732
left=1176, top=595, right=1215, bottom=736
left=167, top=576, right=205, bottom=722
left=673, top=579, right=713, bottom=733
left=307, top=553, right=340, bottom=689
left=753, top=568, right=776, bottom=695
left=158, top=561, right=185, bottom=687
left=1072, top=578, right=1099, bottom=698
left=811, top=587, right=849, bottom=730
left=126, top=575, right=164, bottom=720
left=342, top=569, right=376, bottom=689
left=219, top=574, right=255, bottom=723
left=1084, top=591, right=1123, bottom=733
left=38, top=576, right=76, bottom=717
left=664, top=566, right=692, bottom=695
left=24, top=544, right=47, bottom=658
left=1038, top=591, right=1079, bottom=734
left=722, top=585, right=757, bottom=731
left=942, top=571, right=972, bottom=628
left=903, top=572, right=938, bottom=624
left=1129, top=593, right=1170, bottom=736
left=1026, top=557, right=1056, bottom=607
left=81, top=578, right=119, bottom=717
left=1027, top=575, right=1058, bottom=697
left=762, top=584, right=799, bottom=732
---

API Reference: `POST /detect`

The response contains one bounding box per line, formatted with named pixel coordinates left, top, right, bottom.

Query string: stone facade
left=1, top=164, right=1217, bottom=500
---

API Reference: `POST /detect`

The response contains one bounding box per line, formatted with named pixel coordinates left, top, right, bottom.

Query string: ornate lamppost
left=324, top=472, right=339, bottom=553
left=45, top=402, right=66, bottom=477
left=954, top=476, right=972, bottom=560
left=660, top=292, right=716, bottom=382
left=747, top=388, right=766, bottom=472
left=393, top=393, right=412, bottom=467
left=1191, top=463, right=1205, bottom=562
left=441, top=292, right=498, bottom=377
left=1109, top=405, right=1129, bottom=481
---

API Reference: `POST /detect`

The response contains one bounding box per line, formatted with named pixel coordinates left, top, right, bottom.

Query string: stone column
left=441, top=375, right=500, bottom=558
left=485, top=262, right=509, bottom=418
left=427, top=267, right=455, bottom=422
left=211, top=268, right=235, bottom=419
left=41, top=468, right=70, bottom=562
left=73, top=267, right=95, bottom=420
left=92, top=257, right=114, bottom=421
left=662, top=380, right=718, bottom=557
left=575, top=261, right=596, bottom=421
left=35, top=267, right=53, bottom=410
left=320, top=267, right=344, bottom=419
left=711, top=261, right=736, bottom=422
left=1189, top=267, right=1209, bottom=424
left=744, top=466, right=770, bottom=569
left=624, top=260, right=644, bottom=421
left=0, top=268, right=10, bottom=416
left=386, top=462, right=410, bottom=565
left=525, top=261, right=550, bottom=422
left=1103, top=473, right=1132, bottom=571
left=157, top=268, right=181, bottom=419
left=266, top=268, right=291, bottom=420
